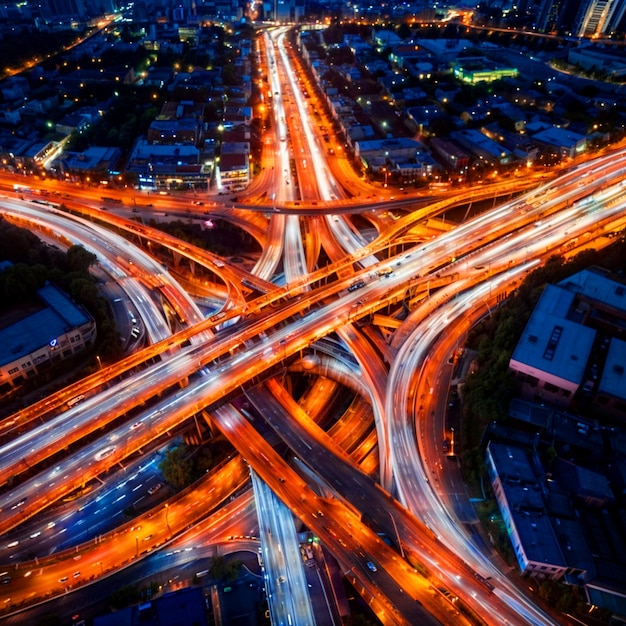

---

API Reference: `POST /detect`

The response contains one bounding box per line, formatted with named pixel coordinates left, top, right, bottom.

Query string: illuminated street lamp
left=164, top=503, right=171, bottom=536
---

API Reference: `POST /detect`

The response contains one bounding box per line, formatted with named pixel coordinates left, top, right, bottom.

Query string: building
left=417, top=39, right=473, bottom=63
left=485, top=415, right=626, bottom=614
left=531, top=126, right=586, bottom=159
left=576, top=0, right=626, bottom=36
left=94, top=586, right=208, bottom=626
left=509, top=284, right=596, bottom=407
left=353, top=137, right=422, bottom=164
left=486, top=442, right=572, bottom=579
left=450, top=128, right=513, bottom=166
left=406, top=104, right=443, bottom=135
left=128, top=139, right=208, bottom=190
left=430, top=137, right=470, bottom=171
left=148, top=101, right=207, bottom=146
left=0, top=283, right=96, bottom=391
left=40, top=0, right=86, bottom=19
left=568, top=45, right=626, bottom=78
left=555, top=459, right=615, bottom=508
left=510, top=268, right=626, bottom=416
left=453, top=57, right=519, bottom=84
left=594, top=337, right=626, bottom=419
left=217, top=152, right=249, bottom=189
left=56, top=146, right=121, bottom=178
left=0, top=104, right=21, bottom=126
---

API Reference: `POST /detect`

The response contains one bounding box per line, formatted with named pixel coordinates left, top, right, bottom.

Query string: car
left=73, top=571, right=80, bottom=578
left=130, top=421, right=143, bottom=430
left=366, top=561, right=378, bottom=572
left=148, top=483, right=162, bottom=495
left=58, top=577, right=68, bottom=583
left=143, top=534, right=153, bottom=542
left=95, top=446, right=116, bottom=461
left=348, top=280, right=366, bottom=292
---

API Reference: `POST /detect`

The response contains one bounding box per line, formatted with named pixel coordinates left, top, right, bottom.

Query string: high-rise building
left=536, top=0, right=565, bottom=31
left=576, top=0, right=626, bottom=36
left=535, top=0, right=581, bottom=33
left=272, top=0, right=304, bottom=22
left=41, top=0, right=86, bottom=18
left=604, top=0, right=626, bottom=32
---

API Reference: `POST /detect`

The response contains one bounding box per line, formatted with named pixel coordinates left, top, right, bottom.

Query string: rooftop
left=511, top=285, right=596, bottom=384
left=0, top=284, right=89, bottom=367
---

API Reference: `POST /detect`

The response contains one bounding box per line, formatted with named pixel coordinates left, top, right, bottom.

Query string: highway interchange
left=2, top=24, right=626, bottom=626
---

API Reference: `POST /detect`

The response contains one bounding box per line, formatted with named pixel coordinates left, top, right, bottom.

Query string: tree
left=209, top=556, right=242, bottom=582
left=109, top=584, right=141, bottom=609
left=397, top=22, right=412, bottom=40
left=323, top=24, right=344, bottom=46
left=66, top=245, right=98, bottom=272
left=221, top=63, right=239, bottom=86
left=159, top=444, right=195, bottom=488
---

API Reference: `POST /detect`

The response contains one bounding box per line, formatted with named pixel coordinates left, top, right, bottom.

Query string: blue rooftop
left=511, top=285, right=595, bottom=384
left=0, top=284, right=88, bottom=367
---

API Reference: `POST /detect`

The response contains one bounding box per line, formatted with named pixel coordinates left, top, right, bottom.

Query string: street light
left=164, top=503, right=171, bottom=536
left=388, top=511, right=405, bottom=559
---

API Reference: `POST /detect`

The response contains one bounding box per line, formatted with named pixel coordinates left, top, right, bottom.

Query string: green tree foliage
left=0, top=219, right=122, bottom=361
left=327, top=46, right=355, bottom=65
left=159, top=442, right=215, bottom=489
left=221, top=63, right=240, bottom=86
left=159, top=444, right=195, bottom=489
left=66, top=245, right=98, bottom=272
left=209, top=556, right=242, bottom=582
left=108, top=583, right=141, bottom=609
left=68, top=276, right=100, bottom=311
left=323, top=24, right=344, bottom=46
left=461, top=232, right=626, bottom=478
left=67, top=95, right=160, bottom=152
left=150, top=219, right=260, bottom=257
left=0, top=219, right=42, bottom=262
left=397, top=22, right=412, bottom=41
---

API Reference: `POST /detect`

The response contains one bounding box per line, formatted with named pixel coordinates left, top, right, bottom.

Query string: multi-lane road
left=2, top=24, right=626, bottom=626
